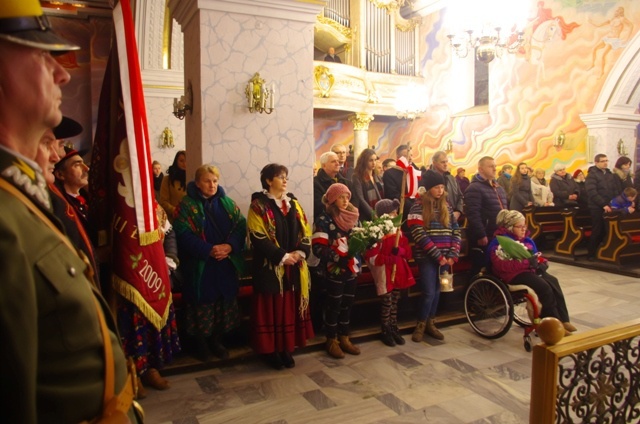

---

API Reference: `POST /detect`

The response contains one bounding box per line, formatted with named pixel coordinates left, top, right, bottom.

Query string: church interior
left=39, top=0, right=640, bottom=422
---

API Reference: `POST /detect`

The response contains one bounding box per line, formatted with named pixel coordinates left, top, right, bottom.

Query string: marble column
left=168, top=0, right=324, bottom=216
left=348, top=112, right=374, bottom=163
left=580, top=112, right=640, bottom=166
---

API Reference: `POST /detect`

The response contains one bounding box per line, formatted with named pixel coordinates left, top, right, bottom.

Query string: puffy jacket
left=509, top=174, right=534, bottom=211
left=585, top=166, right=617, bottom=209
left=463, top=175, right=508, bottom=243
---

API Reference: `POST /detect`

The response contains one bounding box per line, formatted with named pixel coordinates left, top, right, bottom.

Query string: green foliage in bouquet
left=495, top=235, right=532, bottom=260
left=347, top=214, right=401, bottom=257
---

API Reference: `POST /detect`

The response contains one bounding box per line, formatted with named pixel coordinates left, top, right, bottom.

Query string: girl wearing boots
left=408, top=171, right=461, bottom=342
left=312, top=183, right=362, bottom=358
left=364, top=199, right=415, bottom=346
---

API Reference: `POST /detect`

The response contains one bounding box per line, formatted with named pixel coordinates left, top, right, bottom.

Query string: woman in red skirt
left=247, top=163, right=314, bottom=369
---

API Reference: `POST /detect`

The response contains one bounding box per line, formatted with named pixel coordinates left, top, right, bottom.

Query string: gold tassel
left=112, top=275, right=171, bottom=331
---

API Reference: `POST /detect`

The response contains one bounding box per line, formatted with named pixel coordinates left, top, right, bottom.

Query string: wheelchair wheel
left=513, top=295, right=533, bottom=328
left=464, top=276, right=514, bottom=339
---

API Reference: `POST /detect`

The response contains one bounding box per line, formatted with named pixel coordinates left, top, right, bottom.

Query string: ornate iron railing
left=530, top=319, right=640, bottom=423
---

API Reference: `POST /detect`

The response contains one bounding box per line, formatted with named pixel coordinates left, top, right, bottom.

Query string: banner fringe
left=112, top=274, right=171, bottom=331
left=138, top=228, right=162, bottom=246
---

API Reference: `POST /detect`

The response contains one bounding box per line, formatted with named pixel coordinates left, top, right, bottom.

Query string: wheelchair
left=464, top=270, right=541, bottom=351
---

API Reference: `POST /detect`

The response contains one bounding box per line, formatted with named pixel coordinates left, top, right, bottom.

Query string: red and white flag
left=90, top=0, right=171, bottom=330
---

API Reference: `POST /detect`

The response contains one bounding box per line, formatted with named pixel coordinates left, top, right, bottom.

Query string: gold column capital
left=348, top=113, right=374, bottom=131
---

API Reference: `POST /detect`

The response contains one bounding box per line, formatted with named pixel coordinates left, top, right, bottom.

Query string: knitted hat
left=420, top=170, right=445, bottom=191
left=496, top=209, right=525, bottom=229
left=375, top=199, right=400, bottom=216
left=324, top=183, right=351, bottom=205
left=553, top=163, right=566, bottom=172
left=572, top=169, right=583, bottom=179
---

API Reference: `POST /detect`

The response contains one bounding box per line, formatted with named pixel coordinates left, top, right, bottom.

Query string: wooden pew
left=554, top=207, right=592, bottom=258
left=597, top=211, right=640, bottom=265
left=523, top=205, right=565, bottom=245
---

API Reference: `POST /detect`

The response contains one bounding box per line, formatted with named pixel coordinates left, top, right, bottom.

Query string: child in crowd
left=610, top=187, right=637, bottom=214
left=364, top=199, right=415, bottom=347
left=312, top=184, right=362, bottom=358
left=407, top=172, right=461, bottom=342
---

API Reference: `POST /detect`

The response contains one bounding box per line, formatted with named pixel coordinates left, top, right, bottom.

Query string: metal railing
left=530, top=319, right=640, bottom=423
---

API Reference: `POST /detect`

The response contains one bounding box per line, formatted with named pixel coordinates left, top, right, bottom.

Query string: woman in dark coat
left=509, top=162, right=534, bottom=211
left=550, top=164, right=579, bottom=208
left=612, top=156, right=634, bottom=194
left=247, top=164, right=314, bottom=369
left=174, top=164, right=247, bottom=362
left=351, top=148, right=384, bottom=221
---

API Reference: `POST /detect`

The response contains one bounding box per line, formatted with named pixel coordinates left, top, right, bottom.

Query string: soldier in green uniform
left=0, top=0, right=139, bottom=422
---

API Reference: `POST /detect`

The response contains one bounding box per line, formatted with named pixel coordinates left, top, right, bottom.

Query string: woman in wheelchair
left=488, top=210, right=577, bottom=335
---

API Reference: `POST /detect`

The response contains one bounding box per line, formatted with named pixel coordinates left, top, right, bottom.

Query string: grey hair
left=320, top=151, right=337, bottom=165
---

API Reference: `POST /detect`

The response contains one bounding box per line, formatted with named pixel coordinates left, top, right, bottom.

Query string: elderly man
left=0, top=1, right=138, bottom=422
left=313, top=150, right=357, bottom=218
left=54, top=146, right=90, bottom=229
left=463, top=156, right=508, bottom=274
left=331, top=143, right=353, bottom=180
left=324, top=46, right=342, bottom=63
left=424, top=151, right=464, bottom=220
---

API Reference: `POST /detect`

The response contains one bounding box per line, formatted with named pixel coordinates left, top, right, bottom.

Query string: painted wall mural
left=315, top=0, right=639, bottom=177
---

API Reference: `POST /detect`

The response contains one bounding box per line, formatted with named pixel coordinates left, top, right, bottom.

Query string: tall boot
left=425, top=318, right=444, bottom=340
left=338, top=335, right=361, bottom=355
left=390, top=323, right=405, bottom=345
left=412, top=320, right=426, bottom=343
left=380, top=324, right=396, bottom=347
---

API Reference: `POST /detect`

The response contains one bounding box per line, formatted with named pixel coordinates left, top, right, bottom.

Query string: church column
left=580, top=113, right=640, bottom=164
left=168, top=0, right=324, bottom=216
left=348, top=112, right=374, bottom=162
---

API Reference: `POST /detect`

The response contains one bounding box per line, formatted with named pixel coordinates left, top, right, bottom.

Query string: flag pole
left=390, top=167, right=407, bottom=283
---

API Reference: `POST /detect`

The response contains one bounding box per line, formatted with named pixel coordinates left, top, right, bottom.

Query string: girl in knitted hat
left=312, top=183, right=362, bottom=358
left=363, top=199, right=415, bottom=347
left=488, top=210, right=576, bottom=334
left=407, top=171, right=461, bottom=343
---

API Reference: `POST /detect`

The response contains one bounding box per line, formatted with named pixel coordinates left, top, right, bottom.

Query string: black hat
left=54, top=145, right=85, bottom=172
left=0, top=0, right=80, bottom=53
left=420, top=170, right=445, bottom=191
left=53, top=116, right=83, bottom=140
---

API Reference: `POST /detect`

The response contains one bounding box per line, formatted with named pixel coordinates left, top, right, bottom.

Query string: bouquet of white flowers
left=347, top=213, right=400, bottom=257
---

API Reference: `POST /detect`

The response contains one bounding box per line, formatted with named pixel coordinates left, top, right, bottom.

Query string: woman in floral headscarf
left=247, top=164, right=314, bottom=370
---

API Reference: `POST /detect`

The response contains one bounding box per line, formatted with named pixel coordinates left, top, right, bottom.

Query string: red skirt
left=251, top=291, right=314, bottom=354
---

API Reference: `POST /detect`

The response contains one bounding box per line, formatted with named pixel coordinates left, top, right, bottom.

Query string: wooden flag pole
left=390, top=167, right=407, bottom=284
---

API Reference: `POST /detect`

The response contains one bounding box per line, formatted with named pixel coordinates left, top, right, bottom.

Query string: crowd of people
left=3, top=1, right=638, bottom=419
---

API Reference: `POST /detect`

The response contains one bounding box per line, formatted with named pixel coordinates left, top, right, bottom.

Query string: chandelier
left=444, top=0, right=527, bottom=64
left=447, top=27, right=524, bottom=63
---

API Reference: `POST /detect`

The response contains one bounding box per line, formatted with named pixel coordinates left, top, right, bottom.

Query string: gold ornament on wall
left=314, top=65, right=335, bottom=98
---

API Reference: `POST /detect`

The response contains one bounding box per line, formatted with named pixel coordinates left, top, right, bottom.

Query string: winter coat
left=585, top=166, right=618, bottom=210
left=509, top=174, right=534, bottom=211
left=463, top=175, right=508, bottom=243
left=550, top=173, right=579, bottom=208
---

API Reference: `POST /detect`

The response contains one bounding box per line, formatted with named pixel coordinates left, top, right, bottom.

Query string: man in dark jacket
left=463, top=156, right=508, bottom=274
left=425, top=150, right=464, bottom=220
left=313, top=151, right=357, bottom=219
left=585, top=154, right=618, bottom=260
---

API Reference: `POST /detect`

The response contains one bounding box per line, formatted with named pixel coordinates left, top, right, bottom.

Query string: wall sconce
left=617, top=138, right=628, bottom=156
left=444, top=139, right=453, bottom=154
left=172, top=82, right=193, bottom=120
left=553, top=131, right=566, bottom=150
left=161, top=127, right=174, bottom=149
left=246, top=72, right=275, bottom=114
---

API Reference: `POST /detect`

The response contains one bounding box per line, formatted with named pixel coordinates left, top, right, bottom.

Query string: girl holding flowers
left=364, top=199, right=415, bottom=347
left=408, top=171, right=461, bottom=342
left=488, top=210, right=576, bottom=334
left=312, top=183, right=362, bottom=358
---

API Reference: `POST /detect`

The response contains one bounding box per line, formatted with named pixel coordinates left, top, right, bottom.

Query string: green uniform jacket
left=0, top=149, right=131, bottom=423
